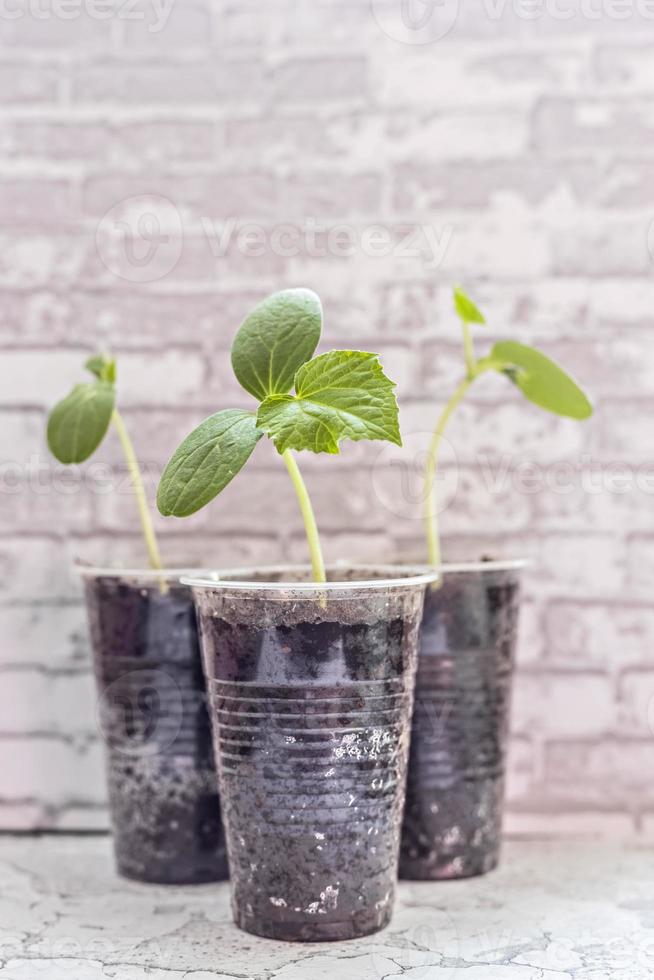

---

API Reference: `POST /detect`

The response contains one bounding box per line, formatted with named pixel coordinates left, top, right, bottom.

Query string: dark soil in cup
left=85, top=575, right=228, bottom=885
left=195, top=579, right=424, bottom=942
left=400, top=566, right=521, bottom=880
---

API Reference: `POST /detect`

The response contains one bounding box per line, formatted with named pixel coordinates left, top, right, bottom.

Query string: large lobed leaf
left=491, top=340, right=593, bottom=420
left=256, top=350, right=402, bottom=454
left=157, top=409, right=262, bottom=517
left=231, top=288, right=322, bottom=401
left=47, top=382, right=116, bottom=464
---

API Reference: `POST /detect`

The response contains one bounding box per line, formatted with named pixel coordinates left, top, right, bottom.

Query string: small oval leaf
left=491, top=340, right=594, bottom=420
left=231, top=288, right=322, bottom=401
left=454, top=286, right=486, bottom=325
left=47, top=382, right=116, bottom=464
left=157, top=409, right=262, bottom=517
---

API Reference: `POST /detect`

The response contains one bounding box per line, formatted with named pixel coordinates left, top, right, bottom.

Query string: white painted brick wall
left=1, top=0, right=653, bottom=836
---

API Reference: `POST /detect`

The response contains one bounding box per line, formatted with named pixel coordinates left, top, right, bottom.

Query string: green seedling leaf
left=491, top=340, right=594, bottom=420
left=157, top=287, right=402, bottom=583
left=231, top=288, right=322, bottom=401
left=157, top=409, right=262, bottom=517
left=47, top=382, right=116, bottom=464
left=256, top=350, right=402, bottom=454
left=454, top=286, right=486, bottom=325
left=85, top=354, right=116, bottom=384
left=47, top=352, right=165, bottom=572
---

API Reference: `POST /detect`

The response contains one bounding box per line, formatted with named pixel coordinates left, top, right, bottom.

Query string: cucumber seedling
left=156, top=288, right=401, bottom=583
left=47, top=354, right=163, bottom=571
left=424, top=286, right=594, bottom=567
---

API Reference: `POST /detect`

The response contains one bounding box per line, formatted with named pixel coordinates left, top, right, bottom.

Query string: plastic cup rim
left=74, top=562, right=209, bottom=581
left=181, top=563, right=439, bottom=593
left=437, top=558, right=530, bottom=575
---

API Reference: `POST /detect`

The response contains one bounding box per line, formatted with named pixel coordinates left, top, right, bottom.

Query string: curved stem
left=282, top=449, right=326, bottom=583
left=424, top=377, right=474, bottom=568
left=424, top=323, right=500, bottom=567
left=462, top=322, right=476, bottom=379
left=112, top=409, right=163, bottom=571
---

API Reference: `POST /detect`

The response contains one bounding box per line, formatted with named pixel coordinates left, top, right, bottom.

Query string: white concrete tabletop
left=0, top=836, right=652, bottom=979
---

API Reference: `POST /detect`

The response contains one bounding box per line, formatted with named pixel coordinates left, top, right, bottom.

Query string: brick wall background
left=1, top=0, right=653, bottom=834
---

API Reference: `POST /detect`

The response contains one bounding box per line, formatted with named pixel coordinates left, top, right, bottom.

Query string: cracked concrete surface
left=0, top=837, right=652, bottom=980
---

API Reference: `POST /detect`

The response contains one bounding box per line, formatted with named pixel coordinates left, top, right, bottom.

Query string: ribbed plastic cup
left=79, top=566, right=228, bottom=885
left=400, top=560, right=525, bottom=880
left=185, top=564, right=436, bottom=942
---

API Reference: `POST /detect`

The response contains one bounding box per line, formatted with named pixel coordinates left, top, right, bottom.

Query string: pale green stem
left=282, top=449, right=326, bottom=583
left=424, top=356, right=499, bottom=568
left=462, top=322, right=476, bottom=379
left=111, top=409, right=163, bottom=572
left=424, top=377, right=474, bottom=568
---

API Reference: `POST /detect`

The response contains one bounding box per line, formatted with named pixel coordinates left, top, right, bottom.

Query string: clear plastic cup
left=78, top=565, right=228, bottom=884
left=184, top=564, right=437, bottom=942
left=400, top=559, right=526, bottom=880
